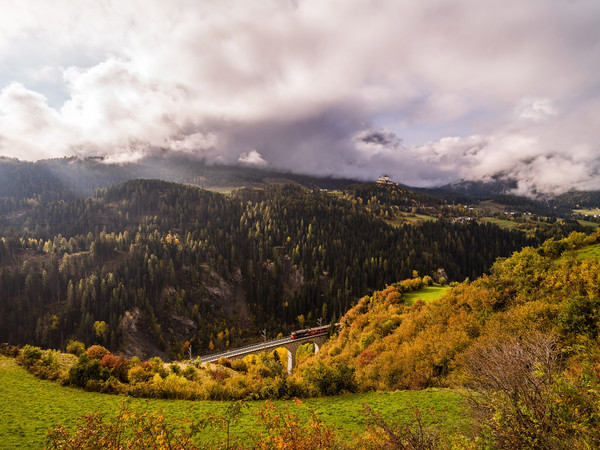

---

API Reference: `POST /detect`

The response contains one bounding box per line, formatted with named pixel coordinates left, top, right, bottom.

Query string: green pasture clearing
left=574, top=244, right=600, bottom=260
left=574, top=209, right=600, bottom=216
left=386, top=213, right=438, bottom=227
left=386, top=216, right=409, bottom=227
left=479, top=216, right=520, bottom=229
left=578, top=220, right=599, bottom=229
left=0, top=356, right=470, bottom=449
left=473, top=200, right=506, bottom=214
left=414, top=213, right=438, bottom=222
left=404, top=285, right=449, bottom=305
left=203, top=185, right=239, bottom=194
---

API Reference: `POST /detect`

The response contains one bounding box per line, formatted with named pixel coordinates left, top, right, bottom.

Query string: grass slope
left=403, top=285, right=449, bottom=305
left=479, top=216, right=520, bottom=229
left=573, top=209, right=600, bottom=216
left=0, top=357, right=469, bottom=449
left=386, top=213, right=438, bottom=227
left=574, top=243, right=600, bottom=259
left=578, top=220, right=600, bottom=229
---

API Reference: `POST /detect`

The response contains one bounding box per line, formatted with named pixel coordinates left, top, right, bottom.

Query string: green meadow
left=386, top=213, right=438, bottom=227
left=403, top=285, right=450, bottom=305
left=479, top=216, right=520, bottom=229
left=574, top=243, right=600, bottom=259
left=0, top=357, right=470, bottom=449
left=573, top=209, right=600, bottom=216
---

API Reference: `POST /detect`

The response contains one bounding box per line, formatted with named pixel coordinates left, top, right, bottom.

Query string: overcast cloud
left=0, top=0, right=599, bottom=195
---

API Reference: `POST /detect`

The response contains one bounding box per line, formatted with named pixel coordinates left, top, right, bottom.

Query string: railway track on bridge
left=199, top=325, right=339, bottom=372
left=199, top=333, right=327, bottom=363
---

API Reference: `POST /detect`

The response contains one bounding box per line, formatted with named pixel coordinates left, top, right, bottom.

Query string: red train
left=290, top=323, right=340, bottom=339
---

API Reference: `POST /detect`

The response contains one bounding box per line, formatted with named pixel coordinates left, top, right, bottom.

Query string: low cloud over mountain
left=0, top=0, right=599, bottom=195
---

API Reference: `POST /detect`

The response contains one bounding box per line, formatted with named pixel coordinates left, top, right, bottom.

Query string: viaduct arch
left=200, top=333, right=330, bottom=374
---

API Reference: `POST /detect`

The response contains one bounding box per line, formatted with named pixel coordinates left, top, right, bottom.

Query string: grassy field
left=574, top=244, right=600, bottom=260
left=479, top=216, right=520, bottom=229
left=574, top=208, right=600, bottom=216
left=0, top=357, right=470, bottom=449
left=386, top=213, right=438, bottom=227
left=473, top=200, right=506, bottom=214
left=203, top=185, right=240, bottom=194
left=403, top=285, right=450, bottom=306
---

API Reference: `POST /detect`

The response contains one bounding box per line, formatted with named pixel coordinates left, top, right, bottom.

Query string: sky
left=0, top=0, right=599, bottom=195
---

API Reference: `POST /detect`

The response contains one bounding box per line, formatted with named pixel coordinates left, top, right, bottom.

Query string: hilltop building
left=376, top=175, right=397, bottom=186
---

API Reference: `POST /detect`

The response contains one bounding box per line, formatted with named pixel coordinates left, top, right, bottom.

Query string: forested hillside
left=0, top=178, right=531, bottom=359
left=7, top=231, right=600, bottom=448
left=302, top=231, right=600, bottom=391
left=294, top=232, right=600, bottom=446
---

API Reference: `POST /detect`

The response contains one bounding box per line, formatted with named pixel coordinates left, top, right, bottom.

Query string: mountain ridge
left=3, top=154, right=600, bottom=206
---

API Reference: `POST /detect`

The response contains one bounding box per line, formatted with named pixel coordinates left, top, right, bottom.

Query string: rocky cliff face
left=120, top=268, right=252, bottom=361
left=120, top=308, right=168, bottom=360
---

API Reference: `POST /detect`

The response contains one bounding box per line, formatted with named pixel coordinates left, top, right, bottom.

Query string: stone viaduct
left=200, top=333, right=330, bottom=374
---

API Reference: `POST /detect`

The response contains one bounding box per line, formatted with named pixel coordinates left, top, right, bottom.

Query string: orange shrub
left=100, top=354, right=130, bottom=382
left=87, top=345, right=110, bottom=360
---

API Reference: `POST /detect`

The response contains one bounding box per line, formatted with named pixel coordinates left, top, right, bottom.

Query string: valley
left=2, top=157, right=600, bottom=448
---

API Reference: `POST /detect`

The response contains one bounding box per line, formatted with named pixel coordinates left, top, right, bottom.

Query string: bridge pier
left=287, top=347, right=295, bottom=374
left=285, top=338, right=325, bottom=374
